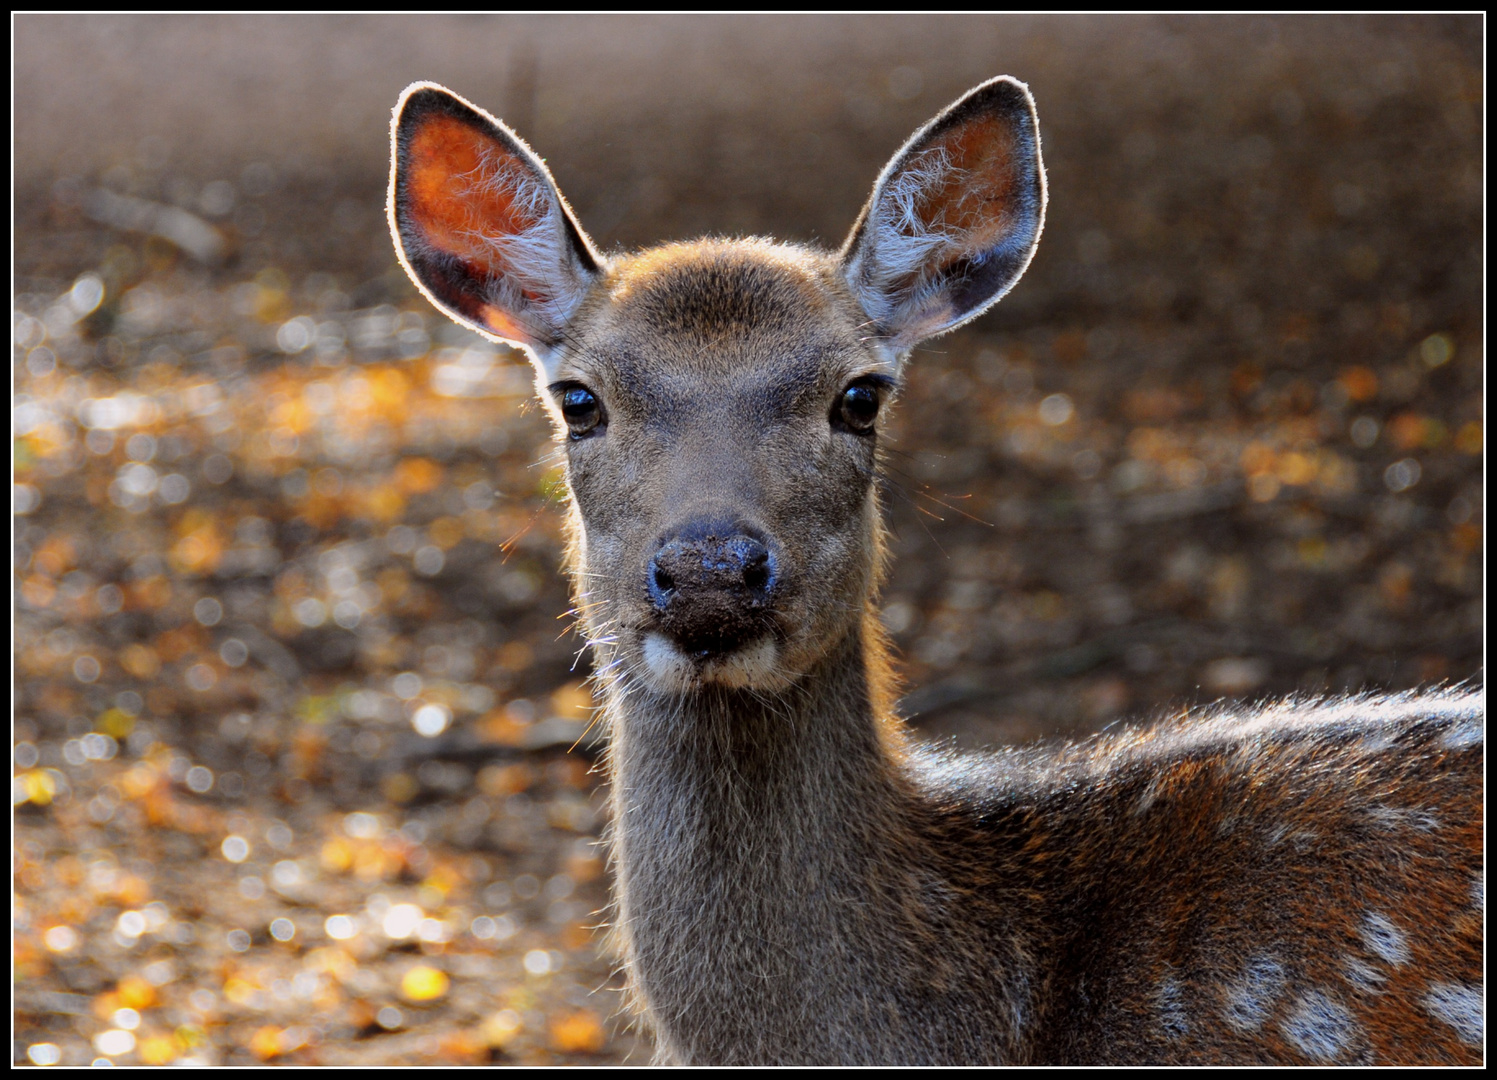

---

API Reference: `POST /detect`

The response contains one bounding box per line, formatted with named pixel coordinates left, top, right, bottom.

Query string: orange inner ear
left=404, top=115, right=544, bottom=273
left=919, top=116, right=1021, bottom=251
left=476, top=303, right=534, bottom=344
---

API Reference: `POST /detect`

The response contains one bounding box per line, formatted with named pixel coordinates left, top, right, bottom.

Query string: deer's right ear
left=841, top=76, right=1046, bottom=351
left=388, top=82, right=600, bottom=368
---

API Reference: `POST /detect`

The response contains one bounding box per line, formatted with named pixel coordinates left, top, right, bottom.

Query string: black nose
left=647, top=523, right=777, bottom=657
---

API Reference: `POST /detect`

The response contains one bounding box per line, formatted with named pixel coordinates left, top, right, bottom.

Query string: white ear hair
left=847, top=145, right=965, bottom=333
left=456, top=145, right=592, bottom=357
left=840, top=76, right=1046, bottom=350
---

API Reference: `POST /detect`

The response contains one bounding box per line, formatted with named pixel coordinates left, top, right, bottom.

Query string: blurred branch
left=83, top=187, right=227, bottom=265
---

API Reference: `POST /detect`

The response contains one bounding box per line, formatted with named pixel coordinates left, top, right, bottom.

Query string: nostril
left=653, top=564, right=675, bottom=596
left=741, top=544, right=771, bottom=594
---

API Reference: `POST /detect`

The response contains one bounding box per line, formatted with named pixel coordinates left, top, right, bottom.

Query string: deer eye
left=836, top=380, right=881, bottom=434
left=557, top=385, right=604, bottom=439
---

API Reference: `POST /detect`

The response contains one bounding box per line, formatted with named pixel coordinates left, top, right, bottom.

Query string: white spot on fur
left=1133, top=779, right=1160, bottom=818
left=1422, top=982, right=1483, bottom=1046
left=1157, top=971, right=1189, bottom=1039
left=1439, top=717, right=1483, bottom=750
left=1341, top=955, right=1386, bottom=994
left=640, top=632, right=787, bottom=692
left=1280, top=990, right=1357, bottom=1061
left=1264, top=823, right=1319, bottom=850
left=1359, top=913, right=1409, bottom=967
left=1473, top=873, right=1483, bottom=914
left=1367, top=805, right=1441, bottom=831
left=1223, top=955, right=1286, bottom=1032
left=1357, top=728, right=1398, bottom=754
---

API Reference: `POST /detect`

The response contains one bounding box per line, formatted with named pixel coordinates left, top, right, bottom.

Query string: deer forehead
left=556, top=239, right=896, bottom=405
left=604, top=239, right=832, bottom=319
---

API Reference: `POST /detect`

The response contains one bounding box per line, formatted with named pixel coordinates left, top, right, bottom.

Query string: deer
left=387, top=76, right=1484, bottom=1064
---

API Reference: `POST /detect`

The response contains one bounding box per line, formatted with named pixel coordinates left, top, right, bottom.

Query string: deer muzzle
left=647, top=522, right=778, bottom=658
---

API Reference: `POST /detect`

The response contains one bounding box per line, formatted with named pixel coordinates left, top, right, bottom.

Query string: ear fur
left=388, top=82, right=601, bottom=369
left=841, top=76, right=1046, bottom=350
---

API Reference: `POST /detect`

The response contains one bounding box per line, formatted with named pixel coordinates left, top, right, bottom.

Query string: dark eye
left=836, top=381, right=881, bottom=434
left=559, top=385, right=604, bottom=439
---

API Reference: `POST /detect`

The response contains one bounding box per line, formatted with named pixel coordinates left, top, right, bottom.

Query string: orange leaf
left=138, top=1034, right=178, bottom=1065
left=117, top=976, right=157, bottom=1010
left=395, top=456, right=443, bottom=494
left=249, top=1026, right=284, bottom=1061
left=400, top=964, right=449, bottom=1002
left=1337, top=365, right=1379, bottom=403
left=549, top=1009, right=604, bottom=1054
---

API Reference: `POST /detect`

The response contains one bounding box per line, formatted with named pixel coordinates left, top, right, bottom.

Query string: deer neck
left=602, top=622, right=928, bottom=1057
left=607, top=620, right=909, bottom=889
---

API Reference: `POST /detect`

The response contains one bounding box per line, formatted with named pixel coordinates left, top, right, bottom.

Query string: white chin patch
left=641, top=632, right=786, bottom=691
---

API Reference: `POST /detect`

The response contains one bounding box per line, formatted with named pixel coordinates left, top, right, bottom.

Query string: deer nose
left=647, top=524, right=777, bottom=656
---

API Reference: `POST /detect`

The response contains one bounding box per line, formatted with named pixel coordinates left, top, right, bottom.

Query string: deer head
left=389, top=77, right=1045, bottom=696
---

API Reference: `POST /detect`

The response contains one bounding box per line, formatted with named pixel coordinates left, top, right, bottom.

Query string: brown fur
left=389, top=78, right=1483, bottom=1064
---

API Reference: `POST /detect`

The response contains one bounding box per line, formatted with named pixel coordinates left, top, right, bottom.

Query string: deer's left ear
left=841, top=76, right=1046, bottom=350
left=388, top=82, right=600, bottom=368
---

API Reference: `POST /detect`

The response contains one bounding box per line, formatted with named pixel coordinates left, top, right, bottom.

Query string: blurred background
left=13, top=14, right=1483, bottom=1067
